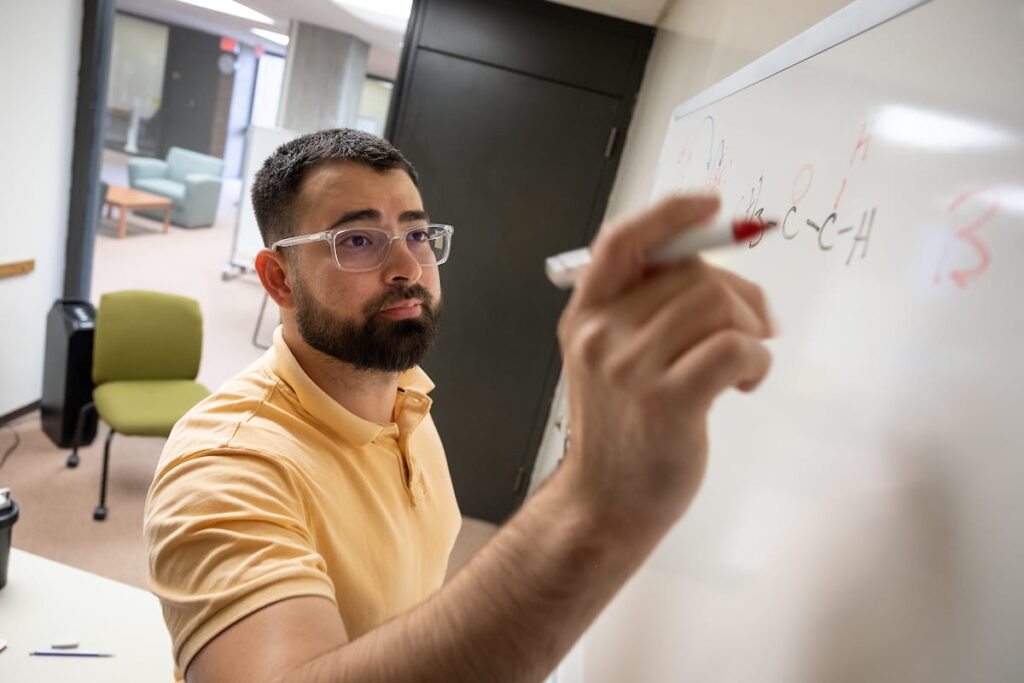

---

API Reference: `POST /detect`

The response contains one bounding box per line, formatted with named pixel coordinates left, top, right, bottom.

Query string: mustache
left=364, top=283, right=435, bottom=317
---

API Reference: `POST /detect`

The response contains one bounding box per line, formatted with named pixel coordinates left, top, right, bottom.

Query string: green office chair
left=67, top=290, right=210, bottom=521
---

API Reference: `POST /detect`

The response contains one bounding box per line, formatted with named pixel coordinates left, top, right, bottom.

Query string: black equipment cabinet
left=41, top=300, right=98, bottom=448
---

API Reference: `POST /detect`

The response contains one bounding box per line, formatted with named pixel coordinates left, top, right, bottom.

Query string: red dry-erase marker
left=545, top=218, right=773, bottom=289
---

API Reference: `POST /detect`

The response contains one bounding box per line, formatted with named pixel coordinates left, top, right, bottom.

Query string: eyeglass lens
left=332, top=226, right=450, bottom=270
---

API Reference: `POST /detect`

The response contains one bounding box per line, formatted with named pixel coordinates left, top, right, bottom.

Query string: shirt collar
left=266, top=326, right=434, bottom=447
left=397, top=365, right=434, bottom=396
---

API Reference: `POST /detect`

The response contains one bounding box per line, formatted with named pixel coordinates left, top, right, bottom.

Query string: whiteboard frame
left=671, top=0, right=932, bottom=121
left=223, top=125, right=297, bottom=280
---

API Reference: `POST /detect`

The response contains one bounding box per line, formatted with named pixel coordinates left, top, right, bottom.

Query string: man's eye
left=408, top=230, right=429, bottom=243
left=340, top=233, right=374, bottom=248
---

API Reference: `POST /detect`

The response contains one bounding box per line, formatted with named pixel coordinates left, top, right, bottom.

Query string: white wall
left=0, top=1, right=82, bottom=416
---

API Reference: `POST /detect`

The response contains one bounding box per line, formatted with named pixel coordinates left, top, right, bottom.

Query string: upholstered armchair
left=127, top=146, right=224, bottom=228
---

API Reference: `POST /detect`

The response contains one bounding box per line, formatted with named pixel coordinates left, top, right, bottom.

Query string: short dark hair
left=251, top=128, right=419, bottom=247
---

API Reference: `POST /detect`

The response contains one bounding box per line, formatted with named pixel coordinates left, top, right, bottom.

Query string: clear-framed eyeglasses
left=271, top=223, right=454, bottom=273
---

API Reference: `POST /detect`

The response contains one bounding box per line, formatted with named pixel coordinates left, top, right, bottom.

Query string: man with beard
left=144, top=128, right=774, bottom=683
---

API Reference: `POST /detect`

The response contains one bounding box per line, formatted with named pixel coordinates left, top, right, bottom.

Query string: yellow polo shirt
left=144, top=327, right=462, bottom=678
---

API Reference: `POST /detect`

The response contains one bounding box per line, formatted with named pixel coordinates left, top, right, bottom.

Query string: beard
left=292, top=280, right=441, bottom=373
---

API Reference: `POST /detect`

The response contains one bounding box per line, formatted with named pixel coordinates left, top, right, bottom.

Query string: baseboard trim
left=0, top=400, right=41, bottom=425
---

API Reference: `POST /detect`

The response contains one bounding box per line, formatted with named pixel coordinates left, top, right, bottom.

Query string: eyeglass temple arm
left=271, top=232, right=330, bottom=250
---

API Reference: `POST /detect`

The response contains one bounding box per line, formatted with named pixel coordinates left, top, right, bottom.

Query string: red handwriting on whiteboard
left=833, top=122, right=872, bottom=210
left=708, top=141, right=728, bottom=191
left=792, top=164, right=813, bottom=205
left=674, top=116, right=730, bottom=192
left=934, top=187, right=998, bottom=288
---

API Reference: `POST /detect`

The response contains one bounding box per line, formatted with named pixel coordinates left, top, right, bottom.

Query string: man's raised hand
left=556, top=194, right=775, bottom=542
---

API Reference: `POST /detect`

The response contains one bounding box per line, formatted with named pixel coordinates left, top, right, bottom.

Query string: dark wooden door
left=389, top=0, right=652, bottom=523
left=158, top=24, right=223, bottom=158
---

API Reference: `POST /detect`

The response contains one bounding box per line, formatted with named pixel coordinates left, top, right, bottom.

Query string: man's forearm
left=281, top=467, right=662, bottom=683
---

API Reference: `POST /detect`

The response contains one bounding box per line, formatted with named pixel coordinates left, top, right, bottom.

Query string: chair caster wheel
left=67, top=453, right=80, bottom=468
left=93, top=506, right=108, bottom=521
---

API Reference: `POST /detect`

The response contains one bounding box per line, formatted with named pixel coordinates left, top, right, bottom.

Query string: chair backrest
left=165, top=146, right=224, bottom=184
left=93, top=290, right=203, bottom=384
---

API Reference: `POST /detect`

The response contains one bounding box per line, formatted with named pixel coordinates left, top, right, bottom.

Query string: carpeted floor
left=2, top=413, right=163, bottom=588
left=1, top=150, right=498, bottom=591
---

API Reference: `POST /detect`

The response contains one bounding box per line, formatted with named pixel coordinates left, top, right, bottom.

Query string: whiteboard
left=583, top=0, right=1024, bottom=681
left=225, top=125, right=297, bottom=276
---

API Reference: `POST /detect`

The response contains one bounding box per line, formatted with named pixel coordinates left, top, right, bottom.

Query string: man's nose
left=380, top=236, right=423, bottom=283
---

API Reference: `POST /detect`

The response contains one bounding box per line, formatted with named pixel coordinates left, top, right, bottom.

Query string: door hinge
left=513, top=465, right=528, bottom=493
left=604, top=126, right=619, bottom=159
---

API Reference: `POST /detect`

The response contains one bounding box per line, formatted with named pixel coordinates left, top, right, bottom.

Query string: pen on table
left=30, top=649, right=115, bottom=657
left=545, top=217, right=775, bottom=289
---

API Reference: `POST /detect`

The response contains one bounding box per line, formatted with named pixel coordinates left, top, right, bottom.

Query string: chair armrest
left=181, top=173, right=224, bottom=227
left=127, top=158, right=168, bottom=186
left=184, top=173, right=223, bottom=201
left=184, top=173, right=222, bottom=188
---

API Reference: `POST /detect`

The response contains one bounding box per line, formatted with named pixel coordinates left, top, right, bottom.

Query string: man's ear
left=255, top=248, right=296, bottom=310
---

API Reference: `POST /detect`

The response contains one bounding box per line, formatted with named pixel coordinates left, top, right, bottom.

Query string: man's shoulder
left=160, top=359, right=310, bottom=470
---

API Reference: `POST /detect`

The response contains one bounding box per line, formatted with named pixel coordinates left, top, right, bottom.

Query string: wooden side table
left=104, top=185, right=173, bottom=239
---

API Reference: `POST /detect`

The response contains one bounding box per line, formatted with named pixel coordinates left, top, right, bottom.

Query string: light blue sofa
left=127, top=147, right=224, bottom=228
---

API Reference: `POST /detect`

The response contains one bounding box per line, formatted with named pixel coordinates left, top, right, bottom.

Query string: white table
left=0, top=549, right=174, bottom=682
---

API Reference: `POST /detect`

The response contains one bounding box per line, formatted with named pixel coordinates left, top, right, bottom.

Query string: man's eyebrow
left=328, top=209, right=429, bottom=229
left=329, top=209, right=381, bottom=229
left=400, top=210, right=430, bottom=223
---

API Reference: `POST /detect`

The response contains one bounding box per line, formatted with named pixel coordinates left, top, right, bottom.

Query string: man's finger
left=708, top=266, right=775, bottom=338
left=594, top=257, right=707, bottom=332
left=611, top=277, right=767, bottom=383
left=572, top=194, right=721, bottom=309
left=665, top=330, right=773, bottom=411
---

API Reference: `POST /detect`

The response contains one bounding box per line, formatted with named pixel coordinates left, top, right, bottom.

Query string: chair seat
left=93, top=380, right=209, bottom=437
left=133, top=178, right=186, bottom=204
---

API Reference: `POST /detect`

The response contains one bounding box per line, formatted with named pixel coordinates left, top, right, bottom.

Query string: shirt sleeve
left=144, top=449, right=337, bottom=673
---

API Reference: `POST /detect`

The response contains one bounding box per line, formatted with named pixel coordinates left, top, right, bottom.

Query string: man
left=145, top=128, right=773, bottom=683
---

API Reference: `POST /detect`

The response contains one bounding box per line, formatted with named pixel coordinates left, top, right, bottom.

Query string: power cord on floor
left=0, top=420, right=20, bottom=471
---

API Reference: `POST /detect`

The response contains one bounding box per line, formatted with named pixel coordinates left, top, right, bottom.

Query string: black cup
left=0, top=488, right=18, bottom=589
